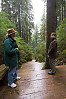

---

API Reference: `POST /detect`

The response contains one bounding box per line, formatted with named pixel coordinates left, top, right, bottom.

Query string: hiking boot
left=8, top=83, right=16, bottom=88
left=49, top=69, right=56, bottom=73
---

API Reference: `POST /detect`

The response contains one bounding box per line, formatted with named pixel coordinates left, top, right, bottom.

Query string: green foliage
left=56, top=0, right=66, bottom=23
left=0, top=12, right=16, bottom=34
left=33, top=42, right=46, bottom=62
left=56, top=19, right=66, bottom=65
left=15, top=36, right=32, bottom=64
left=1, top=0, right=34, bottom=43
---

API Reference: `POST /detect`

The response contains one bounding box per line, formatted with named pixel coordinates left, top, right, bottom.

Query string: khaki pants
left=49, top=58, right=56, bottom=73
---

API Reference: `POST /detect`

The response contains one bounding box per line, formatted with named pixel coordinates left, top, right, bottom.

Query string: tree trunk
left=29, top=29, right=31, bottom=44
left=45, top=0, right=56, bottom=69
left=26, top=27, right=28, bottom=43
left=61, top=0, right=63, bottom=21
left=18, top=4, right=21, bottom=37
left=64, top=0, right=66, bottom=18
left=44, top=24, right=45, bottom=41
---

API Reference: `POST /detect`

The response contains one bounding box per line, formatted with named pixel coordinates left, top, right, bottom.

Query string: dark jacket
left=4, top=37, right=19, bottom=67
left=48, top=39, right=57, bottom=59
left=10, top=37, right=20, bottom=61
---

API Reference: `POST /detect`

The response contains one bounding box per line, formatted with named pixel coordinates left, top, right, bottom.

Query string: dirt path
left=0, top=60, right=66, bottom=99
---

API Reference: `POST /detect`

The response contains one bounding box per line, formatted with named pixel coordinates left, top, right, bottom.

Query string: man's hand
left=16, top=48, right=19, bottom=51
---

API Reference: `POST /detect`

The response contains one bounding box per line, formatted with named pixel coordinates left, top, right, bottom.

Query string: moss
left=42, top=62, right=45, bottom=70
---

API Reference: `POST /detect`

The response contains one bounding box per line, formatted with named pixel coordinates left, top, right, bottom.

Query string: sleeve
left=4, top=39, right=17, bottom=54
left=48, top=40, right=57, bottom=55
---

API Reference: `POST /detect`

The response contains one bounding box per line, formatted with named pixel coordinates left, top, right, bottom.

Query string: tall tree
left=64, top=0, right=66, bottom=18
left=32, top=25, right=39, bottom=47
left=45, top=0, right=56, bottom=69
left=56, top=0, right=66, bottom=25
left=40, top=13, right=46, bottom=42
left=34, top=25, right=38, bottom=45
left=1, top=0, right=34, bottom=43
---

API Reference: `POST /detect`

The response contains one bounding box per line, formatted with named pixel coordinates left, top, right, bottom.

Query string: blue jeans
left=8, top=65, right=18, bottom=85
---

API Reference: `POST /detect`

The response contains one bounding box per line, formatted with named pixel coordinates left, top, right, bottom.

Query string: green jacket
left=4, top=37, right=18, bottom=67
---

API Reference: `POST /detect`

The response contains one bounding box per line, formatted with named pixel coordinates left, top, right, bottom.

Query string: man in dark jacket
left=48, top=32, right=57, bottom=75
left=4, top=28, right=21, bottom=88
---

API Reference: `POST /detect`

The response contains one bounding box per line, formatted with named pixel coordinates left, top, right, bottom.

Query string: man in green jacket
left=4, top=28, right=21, bottom=88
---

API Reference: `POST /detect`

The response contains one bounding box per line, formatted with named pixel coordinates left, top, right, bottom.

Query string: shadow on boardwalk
left=0, top=60, right=66, bottom=99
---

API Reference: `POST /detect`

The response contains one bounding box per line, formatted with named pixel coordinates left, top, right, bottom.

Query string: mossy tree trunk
left=45, top=0, right=56, bottom=69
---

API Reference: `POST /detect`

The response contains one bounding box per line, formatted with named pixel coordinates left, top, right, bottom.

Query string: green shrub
left=15, top=37, right=32, bottom=65
left=33, top=42, right=46, bottom=62
left=56, top=19, right=66, bottom=65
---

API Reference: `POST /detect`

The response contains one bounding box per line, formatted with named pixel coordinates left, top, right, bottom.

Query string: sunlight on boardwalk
left=0, top=60, right=66, bottom=99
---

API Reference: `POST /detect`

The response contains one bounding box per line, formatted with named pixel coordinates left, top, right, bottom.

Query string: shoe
left=16, top=76, right=21, bottom=80
left=48, top=72, right=55, bottom=75
left=8, top=83, right=16, bottom=88
left=49, top=69, right=56, bottom=73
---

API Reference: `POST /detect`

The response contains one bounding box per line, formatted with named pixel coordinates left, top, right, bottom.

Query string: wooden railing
left=0, top=64, right=8, bottom=80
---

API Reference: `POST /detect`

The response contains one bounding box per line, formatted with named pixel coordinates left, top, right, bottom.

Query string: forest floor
left=0, top=60, right=66, bottom=99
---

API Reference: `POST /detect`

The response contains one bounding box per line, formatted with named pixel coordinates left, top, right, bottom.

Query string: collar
left=9, top=37, right=16, bottom=42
